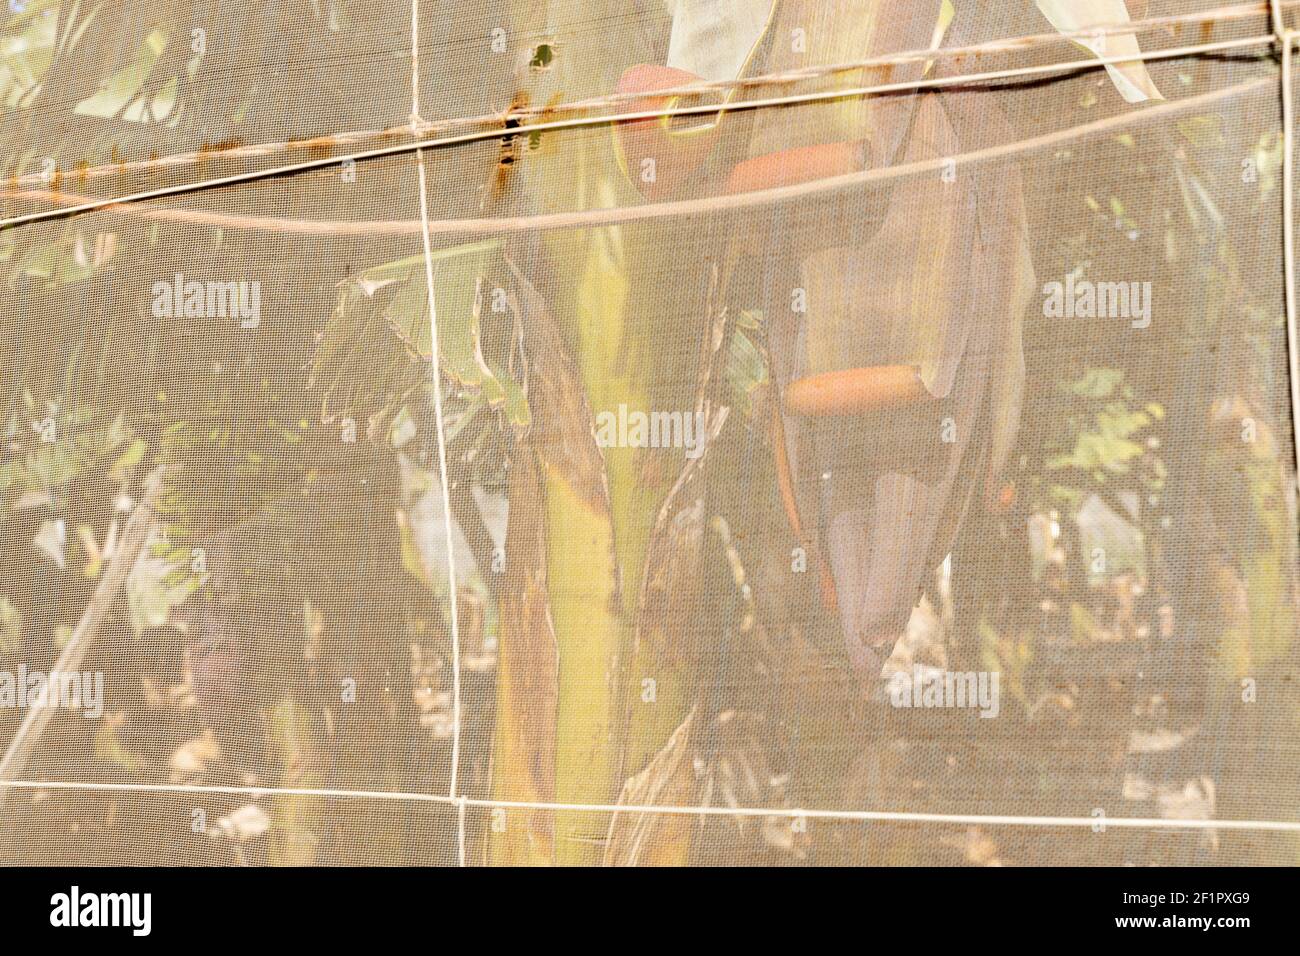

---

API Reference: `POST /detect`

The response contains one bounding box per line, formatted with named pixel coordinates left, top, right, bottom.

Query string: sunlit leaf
left=1036, top=0, right=1163, bottom=103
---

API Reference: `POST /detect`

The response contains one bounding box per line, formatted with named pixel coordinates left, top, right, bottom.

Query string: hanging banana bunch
left=613, top=0, right=1159, bottom=684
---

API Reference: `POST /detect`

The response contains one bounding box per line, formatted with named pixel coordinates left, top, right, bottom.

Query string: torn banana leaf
left=310, top=239, right=529, bottom=430
left=603, top=709, right=697, bottom=866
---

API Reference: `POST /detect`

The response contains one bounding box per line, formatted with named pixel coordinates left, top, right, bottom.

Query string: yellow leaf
left=1036, top=0, right=1163, bottom=103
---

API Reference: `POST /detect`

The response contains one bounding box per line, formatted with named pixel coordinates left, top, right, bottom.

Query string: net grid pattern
left=2, top=0, right=1299, bottom=866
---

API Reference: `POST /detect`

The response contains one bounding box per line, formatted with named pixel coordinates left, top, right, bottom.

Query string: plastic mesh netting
left=1, top=0, right=1298, bottom=866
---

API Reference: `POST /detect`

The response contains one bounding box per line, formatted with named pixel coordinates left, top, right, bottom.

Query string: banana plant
left=483, top=0, right=1168, bottom=866
left=493, top=0, right=678, bottom=865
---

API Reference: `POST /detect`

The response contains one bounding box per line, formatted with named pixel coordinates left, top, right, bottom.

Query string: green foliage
left=724, top=310, right=768, bottom=418
left=1046, top=367, right=1164, bottom=489
left=1, top=390, right=142, bottom=498
left=0, top=0, right=58, bottom=107
left=311, top=241, right=530, bottom=435
left=73, top=27, right=177, bottom=122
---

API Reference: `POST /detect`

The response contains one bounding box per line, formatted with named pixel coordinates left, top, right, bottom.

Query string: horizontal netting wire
left=0, top=21, right=1290, bottom=230
left=1, top=0, right=1293, bottom=208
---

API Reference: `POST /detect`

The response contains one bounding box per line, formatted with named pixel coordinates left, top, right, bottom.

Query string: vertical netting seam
left=411, top=0, right=466, bottom=865
left=1272, top=1, right=1300, bottom=487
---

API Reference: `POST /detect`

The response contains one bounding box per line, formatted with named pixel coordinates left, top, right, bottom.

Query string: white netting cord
left=0, top=30, right=1282, bottom=232
left=0, top=3, right=1297, bottom=856
left=2, top=779, right=1299, bottom=833
left=0, top=0, right=1294, bottom=201
left=1272, top=0, right=1300, bottom=486
left=411, top=0, right=465, bottom=865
